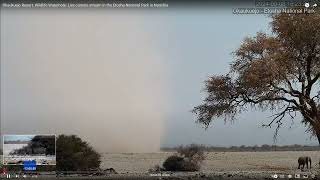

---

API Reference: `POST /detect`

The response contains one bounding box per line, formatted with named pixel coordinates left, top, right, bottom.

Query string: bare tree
left=193, top=11, right=320, bottom=144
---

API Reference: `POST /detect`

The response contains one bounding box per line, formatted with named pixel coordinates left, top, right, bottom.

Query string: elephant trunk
left=309, top=157, right=312, bottom=168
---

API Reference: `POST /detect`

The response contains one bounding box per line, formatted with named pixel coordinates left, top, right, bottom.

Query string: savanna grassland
left=100, top=151, right=320, bottom=178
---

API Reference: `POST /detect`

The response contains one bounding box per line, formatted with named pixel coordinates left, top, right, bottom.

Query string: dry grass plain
left=101, top=151, right=320, bottom=177
left=1, top=151, right=320, bottom=179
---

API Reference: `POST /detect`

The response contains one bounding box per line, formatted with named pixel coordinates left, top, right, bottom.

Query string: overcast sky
left=1, top=7, right=318, bottom=152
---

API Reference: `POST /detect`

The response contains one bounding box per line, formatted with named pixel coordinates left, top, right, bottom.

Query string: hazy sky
left=151, top=9, right=317, bottom=147
left=1, top=7, right=318, bottom=152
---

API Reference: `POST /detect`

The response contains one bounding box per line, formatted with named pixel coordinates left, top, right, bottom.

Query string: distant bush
left=163, top=155, right=184, bottom=171
left=56, top=135, right=101, bottom=171
left=180, top=159, right=201, bottom=171
left=163, top=144, right=205, bottom=172
left=178, top=144, right=205, bottom=161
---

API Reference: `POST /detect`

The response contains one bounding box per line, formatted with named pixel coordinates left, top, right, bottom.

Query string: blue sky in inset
left=4, top=135, right=34, bottom=143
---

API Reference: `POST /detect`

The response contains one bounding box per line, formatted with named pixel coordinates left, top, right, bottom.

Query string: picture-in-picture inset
left=3, top=135, right=56, bottom=165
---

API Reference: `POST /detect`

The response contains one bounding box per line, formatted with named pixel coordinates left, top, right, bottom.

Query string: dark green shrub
left=56, top=135, right=101, bottom=171
left=163, top=144, right=205, bottom=172
left=162, top=155, right=184, bottom=171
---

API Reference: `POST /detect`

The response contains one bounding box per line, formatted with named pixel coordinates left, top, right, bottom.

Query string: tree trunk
left=317, top=130, right=320, bottom=146
left=308, top=116, right=320, bottom=146
left=313, top=116, right=320, bottom=146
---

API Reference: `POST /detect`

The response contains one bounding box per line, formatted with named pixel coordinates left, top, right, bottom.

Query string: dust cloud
left=1, top=9, right=169, bottom=152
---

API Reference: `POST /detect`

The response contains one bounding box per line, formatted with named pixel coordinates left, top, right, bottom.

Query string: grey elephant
left=298, top=156, right=312, bottom=169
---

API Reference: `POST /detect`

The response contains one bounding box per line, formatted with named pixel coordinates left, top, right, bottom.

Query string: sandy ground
left=100, top=151, right=320, bottom=178
left=1, top=151, right=320, bottom=179
left=3, top=155, right=56, bottom=165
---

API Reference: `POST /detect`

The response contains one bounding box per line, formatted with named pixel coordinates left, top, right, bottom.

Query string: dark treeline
left=161, top=144, right=320, bottom=152
left=4, top=140, right=30, bottom=144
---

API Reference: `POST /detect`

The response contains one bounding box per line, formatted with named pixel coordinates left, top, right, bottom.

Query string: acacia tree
left=193, top=12, right=320, bottom=144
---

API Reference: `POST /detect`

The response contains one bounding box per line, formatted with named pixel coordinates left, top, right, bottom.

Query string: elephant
left=298, top=156, right=312, bottom=169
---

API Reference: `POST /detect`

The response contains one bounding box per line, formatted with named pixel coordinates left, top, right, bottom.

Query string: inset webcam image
left=3, top=135, right=56, bottom=165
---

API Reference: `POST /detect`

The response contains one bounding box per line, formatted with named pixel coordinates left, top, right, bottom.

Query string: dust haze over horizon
left=1, top=8, right=318, bottom=153
left=1, top=9, right=169, bottom=152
